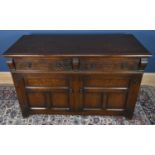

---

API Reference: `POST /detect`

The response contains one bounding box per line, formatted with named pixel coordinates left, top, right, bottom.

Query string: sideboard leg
left=21, top=108, right=30, bottom=118
left=125, top=111, right=134, bottom=120
left=125, top=114, right=133, bottom=120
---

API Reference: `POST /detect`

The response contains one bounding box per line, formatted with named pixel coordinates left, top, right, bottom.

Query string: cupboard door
left=14, top=74, right=73, bottom=114
left=25, top=75, right=73, bottom=111
left=79, top=57, right=140, bottom=72
left=79, top=75, right=134, bottom=112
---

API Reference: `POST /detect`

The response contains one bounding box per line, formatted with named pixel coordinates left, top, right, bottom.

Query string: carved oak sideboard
left=3, top=34, right=151, bottom=118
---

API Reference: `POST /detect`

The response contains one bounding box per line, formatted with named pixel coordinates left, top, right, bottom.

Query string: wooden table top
left=3, top=34, right=151, bottom=57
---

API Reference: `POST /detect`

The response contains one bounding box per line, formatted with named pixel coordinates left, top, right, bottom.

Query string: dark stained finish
left=3, top=34, right=151, bottom=119
left=4, top=34, right=151, bottom=57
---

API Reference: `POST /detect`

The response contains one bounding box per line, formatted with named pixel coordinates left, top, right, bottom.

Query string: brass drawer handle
left=72, top=57, right=80, bottom=71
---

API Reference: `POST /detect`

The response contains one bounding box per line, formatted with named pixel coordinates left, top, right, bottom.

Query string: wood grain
left=2, top=34, right=151, bottom=118
left=1, top=72, right=154, bottom=86
left=3, top=34, right=151, bottom=57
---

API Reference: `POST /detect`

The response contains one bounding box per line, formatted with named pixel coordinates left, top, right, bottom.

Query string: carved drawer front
left=13, top=57, right=140, bottom=72
left=79, top=75, right=131, bottom=111
left=23, top=76, right=73, bottom=111
left=14, top=58, right=73, bottom=71
left=79, top=57, right=140, bottom=72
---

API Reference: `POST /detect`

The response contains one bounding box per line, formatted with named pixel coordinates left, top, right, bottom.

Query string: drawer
left=79, top=57, right=140, bottom=72
left=14, top=57, right=140, bottom=72
left=22, top=74, right=73, bottom=110
left=14, top=58, right=73, bottom=71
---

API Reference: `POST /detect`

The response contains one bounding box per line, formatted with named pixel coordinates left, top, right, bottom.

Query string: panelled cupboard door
left=78, top=74, right=142, bottom=116
left=12, top=74, right=73, bottom=116
left=12, top=73, right=142, bottom=117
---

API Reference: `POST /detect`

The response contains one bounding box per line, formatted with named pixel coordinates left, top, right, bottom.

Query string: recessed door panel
left=25, top=78, right=68, bottom=87
left=107, top=92, right=127, bottom=109
left=27, top=92, right=46, bottom=107
left=52, top=92, right=70, bottom=108
left=84, top=92, right=102, bottom=109
left=84, top=78, right=129, bottom=87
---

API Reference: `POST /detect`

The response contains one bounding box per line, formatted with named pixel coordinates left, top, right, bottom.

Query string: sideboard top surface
left=3, top=34, right=151, bottom=57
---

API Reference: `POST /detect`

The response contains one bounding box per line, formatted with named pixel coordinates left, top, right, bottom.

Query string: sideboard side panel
left=125, top=74, right=143, bottom=118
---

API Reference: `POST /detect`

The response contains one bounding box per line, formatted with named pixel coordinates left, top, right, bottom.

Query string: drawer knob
left=72, top=57, right=80, bottom=71
left=69, top=88, right=73, bottom=93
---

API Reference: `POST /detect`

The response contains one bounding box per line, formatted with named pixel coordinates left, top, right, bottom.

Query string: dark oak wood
left=4, top=34, right=151, bottom=57
left=3, top=34, right=151, bottom=119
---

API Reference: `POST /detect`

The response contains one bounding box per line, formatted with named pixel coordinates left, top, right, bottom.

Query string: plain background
left=0, top=0, right=155, bottom=155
